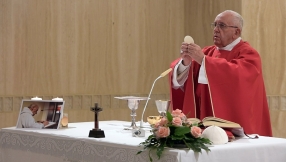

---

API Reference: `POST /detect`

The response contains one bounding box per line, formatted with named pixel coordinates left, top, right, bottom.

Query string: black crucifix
left=88, top=103, right=105, bottom=138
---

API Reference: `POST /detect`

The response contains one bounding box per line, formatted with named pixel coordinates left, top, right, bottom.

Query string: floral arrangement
left=137, top=109, right=212, bottom=161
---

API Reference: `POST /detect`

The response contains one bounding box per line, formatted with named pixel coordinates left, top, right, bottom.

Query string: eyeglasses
left=211, top=23, right=238, bottom=30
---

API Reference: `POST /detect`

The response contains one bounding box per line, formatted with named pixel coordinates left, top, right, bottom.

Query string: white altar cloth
left=1, top=121, right=286, bottom=162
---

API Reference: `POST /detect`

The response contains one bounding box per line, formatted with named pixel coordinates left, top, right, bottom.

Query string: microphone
left=140, top=68, right=173, bottom=128
left=160, top=68, right=172, bottom=77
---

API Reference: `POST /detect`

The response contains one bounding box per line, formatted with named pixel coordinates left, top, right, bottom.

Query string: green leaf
left=188, top=142, right=201, bottom=152
left=171, top=135, right=184, bottom=140
left=136, top=150, right=143, bottom=155
left=156, top=141, right=165, bottom=159
left=148, top=148, right=153, bottom=162
left=184, top=135, right=195, bottom=141
left=200, top=143, right=211, bottom=151
left=174, top=126, right=190, bottom=136
left=166, top=111, right=173, bottom=122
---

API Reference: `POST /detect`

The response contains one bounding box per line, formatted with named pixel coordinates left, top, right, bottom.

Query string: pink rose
left=172, top=109, right=186, bottom=119
left=180, top=114, right=187, bottom=120
left=154, top=122, right=160, bottom=129
left=156, top=127, right=170, bottom=138
left=172, top=117, right=182, bottom=126
left=191, top=126, right=202, bottom=138
left=159, top=117, right=168, bottom=126
left=172, top=109, right=182, bottom=117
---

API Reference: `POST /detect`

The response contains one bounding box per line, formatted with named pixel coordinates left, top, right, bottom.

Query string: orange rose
left=156, top=127, right=170, bottom=138
left=191, top=126, right=202, bottom=138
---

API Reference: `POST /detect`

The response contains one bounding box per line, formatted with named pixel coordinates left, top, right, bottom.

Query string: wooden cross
left=90, top=103, right=102, bottom=130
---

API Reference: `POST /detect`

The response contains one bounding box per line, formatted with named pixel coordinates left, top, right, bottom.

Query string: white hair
left=222, top=10, right=244, bottom=31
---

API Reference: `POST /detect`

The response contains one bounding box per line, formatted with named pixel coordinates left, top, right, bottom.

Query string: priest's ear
left=235, top=28, right=242, bottom=37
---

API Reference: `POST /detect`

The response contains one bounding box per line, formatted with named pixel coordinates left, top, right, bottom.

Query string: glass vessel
left=155, top=100, right=170, bottom=117
left=114, top=96, right=148, bottom=130
left=127, top=99, right=140, bottom=129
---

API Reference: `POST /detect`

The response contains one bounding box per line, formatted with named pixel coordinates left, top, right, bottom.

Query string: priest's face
left=212, top=12, right=240, bottom=48
left=31, top=105, right=39, bottom=116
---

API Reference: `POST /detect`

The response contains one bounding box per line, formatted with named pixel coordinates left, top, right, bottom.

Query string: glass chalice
left=127, top=99, right=140, bottom=129
left=155, top=100, right=170, bottom=117
left=114, top=96, right=148, bottom=130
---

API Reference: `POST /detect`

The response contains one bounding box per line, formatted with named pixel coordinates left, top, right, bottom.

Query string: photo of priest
left=16, top=104, right=49, bottom=128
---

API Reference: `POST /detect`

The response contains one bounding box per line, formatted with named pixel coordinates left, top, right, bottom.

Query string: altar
left=1, top=121, right=286, bottom=162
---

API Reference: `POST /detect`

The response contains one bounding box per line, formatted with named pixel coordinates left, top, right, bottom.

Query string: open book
left=188, top=116, right=241, bottom=128
left=188, top=117, right=245, bottom=137
left=44, top=122, right=56, bottom=128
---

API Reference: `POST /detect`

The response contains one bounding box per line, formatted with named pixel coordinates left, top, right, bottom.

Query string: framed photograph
left=16, top=99, right=65, bottom=129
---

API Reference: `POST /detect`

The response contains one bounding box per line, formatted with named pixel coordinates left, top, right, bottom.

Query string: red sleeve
left=203, top=42, right=272, bottom=136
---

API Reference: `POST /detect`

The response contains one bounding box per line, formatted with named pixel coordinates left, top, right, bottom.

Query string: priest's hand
left=186, top=43, right=204, bottom=65
left=40, top=121, right=49, bottom=126
left=180, top=42, right=192, bottom=66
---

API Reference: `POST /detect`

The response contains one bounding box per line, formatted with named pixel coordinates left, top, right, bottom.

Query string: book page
left=203, top=117, right=239, bottom=124
left=202, top=120, right=241, bottom=128
left=187, top=118, right=201, bottom=124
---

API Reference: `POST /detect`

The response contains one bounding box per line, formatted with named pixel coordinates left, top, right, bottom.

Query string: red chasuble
left=169, top=41, right=272, bottom=136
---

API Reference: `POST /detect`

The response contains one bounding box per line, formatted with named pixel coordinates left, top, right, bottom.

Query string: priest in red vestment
left=169, top=10, right=272, bottom=136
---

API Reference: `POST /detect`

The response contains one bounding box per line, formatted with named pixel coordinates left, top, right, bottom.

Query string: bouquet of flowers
left=137, top=109, right=212, bottom=161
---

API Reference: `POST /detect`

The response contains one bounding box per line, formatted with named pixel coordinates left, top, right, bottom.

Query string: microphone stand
left=140, top=76, right=162, bottom=128
left=140, top=68, right=172, bottom=129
